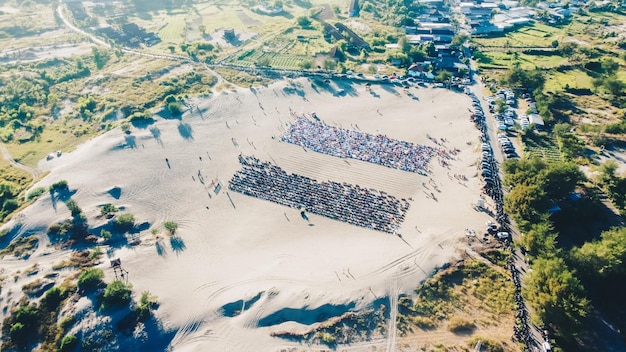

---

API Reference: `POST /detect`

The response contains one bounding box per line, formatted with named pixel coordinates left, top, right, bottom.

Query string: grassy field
left=476, top=50, right=569, bottom=70
left=474, top=23, right=564, bottom=48
left=544, top=69, right=595, bottom=92
left=157, top=14, right=187, bottom=42
left=396, top=256, right=516, bottom=351
left=6, top=120, right=102, bottom=168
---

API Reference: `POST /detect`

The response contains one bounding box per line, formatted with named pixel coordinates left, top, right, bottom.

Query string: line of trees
left=505, top=155, right=626, bottom=347
left=502, top=158, right=591, bottom=343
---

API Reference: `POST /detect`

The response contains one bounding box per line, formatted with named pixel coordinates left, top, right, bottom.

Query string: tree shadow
left=178, top=122, right=194, bottom=140
left=108, top=186, right=122, bottom=199
left=155, top=109, right=182, bottom=120
left=369, top=89, right=381, bottom=98
left=170, top=236, right=186, bottom=255
left=552, top=195, right=624, bottom=248
left=155, top=238, right=167, bottom=257
left=129, top=221, right=151, bottom=234
left=149, top=126, right=162, bottom=145
left=293, top=0, right=313, bottom=8
left=130, top=118, right=155, bottom=129
left=380, top=84, right=400, bottom=95
left=124, top=135, right=137, bottom=149
left=335, top=81, right=359, bottom=97
left=50, top=188, right=78, bottom=211
left=282, top=85, right=307, bottom=98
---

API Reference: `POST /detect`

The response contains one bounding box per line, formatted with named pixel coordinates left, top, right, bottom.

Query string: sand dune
left=1, top=78, right=492, bottom=351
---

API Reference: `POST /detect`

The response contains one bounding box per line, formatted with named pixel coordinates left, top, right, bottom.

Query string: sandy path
left=1, top=78, right=489, bottom=351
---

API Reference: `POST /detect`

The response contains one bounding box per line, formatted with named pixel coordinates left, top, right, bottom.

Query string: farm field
left=522, top=134, right=562, bottom=163
left=226, top=49, right=313, bottom=69
left=155, top=14, right=187, bottom=43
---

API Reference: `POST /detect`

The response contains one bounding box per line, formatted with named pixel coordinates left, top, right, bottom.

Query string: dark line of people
left=228, top=155, right=410, bottom=233
left=469, top=91, right=534, bottom=351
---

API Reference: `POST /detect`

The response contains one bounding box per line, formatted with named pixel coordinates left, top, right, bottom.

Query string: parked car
left=497, top=232, right=510, bottom=239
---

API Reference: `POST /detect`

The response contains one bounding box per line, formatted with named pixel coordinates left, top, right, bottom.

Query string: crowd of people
left=229, top=155, right=410, bottom=233
left=281, top=117, right=438, bottom=174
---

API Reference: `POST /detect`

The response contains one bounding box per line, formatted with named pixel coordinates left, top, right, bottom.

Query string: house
left=334, top=23, right=370, bottom=50
left=407, top=62, right=432, bottom=76
left=328, top=46, right=345, bottom=61
left=437, top=55, right=469, bottom=75
left=254, top=2, right=283, bottom=15
left=419, top=0, right=446, bottom=9
left=528, top=113, right=545, bottom=130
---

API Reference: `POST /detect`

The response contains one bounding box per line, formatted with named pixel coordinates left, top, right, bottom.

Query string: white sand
left=1, top=78, right=493, bottom=351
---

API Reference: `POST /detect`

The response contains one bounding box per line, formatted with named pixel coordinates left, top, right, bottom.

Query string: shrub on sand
left=77, top=268, right=104, bottom=292
left=115, top=213, right=135, bottom=232
left=163, top=221, right=178, bottom=236
left=448, top=317, right=475, bottom=333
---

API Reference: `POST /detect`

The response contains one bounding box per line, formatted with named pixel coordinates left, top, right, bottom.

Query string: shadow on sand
left=380, top=84, right=400, bottom=95
left=178, top=122, right=194, bottom=140
left=170, top=236, right=186, bottom=254
left=220, top=291, right=264, bottom=317
left=108, top=186, right=122, bottom=199
left=130, top=118, right=156, bottom=129
left=155, top=238, right=167, bottom=256
left=257, top=301, right=357, bottom=327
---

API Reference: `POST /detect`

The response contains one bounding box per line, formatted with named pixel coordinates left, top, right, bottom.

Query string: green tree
left=571, top=227, right=626, bottom=278
left=541, top=162, right=586, bottom=200
left=64, top=199, right=82, bottom=217
left=115, top=213, right=135, bottom=232
left=92, top=47, right=110, bottom=70
left=323, top=58, right=337, bottom=71
left=503, top=67, right=545, bottom=91
left=601, top=58, right=619, bottom=75
left=518, top=219, right=559, bottom=259
left=167, top=102, right=183, bottom=116
left=424, top=41, right=436, bottom=57
left=163, top=221, right=179, bottom=235
left=101, top=203, right=118, bottom=217
left=135, top=291, right=158, bottom=320
left=60, top=335, right=78, bottom=352
left=100, top=229, right=112, bottom=241
left=296, top=16, right=311, bottom=28
left=596, top=160, right=618, bottom=186
left=77, top=268, right=104, bottom=291
left=523, top=257, right=589, bottom=332
left=505, top=182, right=548, bottom=226
left=336, top=39, right=348, bottom=53
left=409, top=46, right=427, bottom=62
left=398, top=35, right=411, bottom=54
left=557, top=132, right=586, bottom=159
left=435, top=70, right=452, bottom=83
left=299, top=59, right=314, bottom=70
left=450, top=34, right=469, bottom=49
left=102, top=280, right=132, bottom=307
left=603, top=77, right=625, bottom=97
